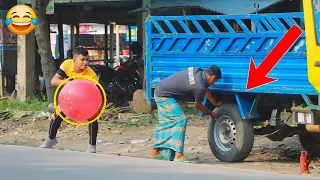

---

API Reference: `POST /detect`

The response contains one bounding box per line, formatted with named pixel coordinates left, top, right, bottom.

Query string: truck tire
left=298, top=132, right=320, bottom=158
left=208, top=103, right=254, bottom=162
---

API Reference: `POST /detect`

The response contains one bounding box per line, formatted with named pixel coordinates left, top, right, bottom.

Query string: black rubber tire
left=298, top=132, right=320, bottom=158
left=208, top=103, right=254, bottom=162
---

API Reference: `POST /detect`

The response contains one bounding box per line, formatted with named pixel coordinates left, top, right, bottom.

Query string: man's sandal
left=150, top=156, right=167, bottom=161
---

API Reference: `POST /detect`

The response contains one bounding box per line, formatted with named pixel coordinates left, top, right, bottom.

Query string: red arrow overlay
left=246, top=25, right=303, bottom=91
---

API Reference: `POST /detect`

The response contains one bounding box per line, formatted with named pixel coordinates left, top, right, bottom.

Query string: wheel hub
left=214, top=116, right=236, bottom=152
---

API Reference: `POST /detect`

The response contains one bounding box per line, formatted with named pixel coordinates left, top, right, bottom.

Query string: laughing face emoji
left=5, top=5, right=38, bottom=35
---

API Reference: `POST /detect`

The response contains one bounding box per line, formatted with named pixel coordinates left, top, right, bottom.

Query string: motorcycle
left=92, top=55, right=143, bottom=107
left=92, top=42, right=143, bottom=106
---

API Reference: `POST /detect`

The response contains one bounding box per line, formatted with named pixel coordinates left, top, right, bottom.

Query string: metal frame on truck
left=145, top=0, right=320, bottom=162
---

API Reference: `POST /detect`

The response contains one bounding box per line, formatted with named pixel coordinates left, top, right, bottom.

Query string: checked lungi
left=153, top=96, right=188, bottom=161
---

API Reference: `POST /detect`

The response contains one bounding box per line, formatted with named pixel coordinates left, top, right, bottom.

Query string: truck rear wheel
left=298, top=132, right=320, bottom=157
left=208, top=103, right=254, bottom=162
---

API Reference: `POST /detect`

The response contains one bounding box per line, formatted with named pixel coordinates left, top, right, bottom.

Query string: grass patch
left=0, top=98, right=49, bottom=112
left=122, top=117, right=158, bottom=128
left=132, top=118, right=158, bottom=126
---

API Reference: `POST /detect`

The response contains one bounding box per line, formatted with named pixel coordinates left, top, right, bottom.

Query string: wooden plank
left=16, top=33, right=36, bottom=101
left=0, top=72, right=4, bottom=97
left=104, top=22, right=109, bottom=61
left=58, top=13, right=64, bottom=60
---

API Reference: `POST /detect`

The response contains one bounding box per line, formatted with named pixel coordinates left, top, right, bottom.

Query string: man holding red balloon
left=39, top=47, right=101, bottom=153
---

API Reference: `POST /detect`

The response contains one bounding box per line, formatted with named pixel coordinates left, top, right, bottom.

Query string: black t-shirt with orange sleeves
left=56, top=59, right=98, bottom=81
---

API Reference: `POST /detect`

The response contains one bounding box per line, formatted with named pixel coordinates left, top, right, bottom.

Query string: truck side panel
left=145, top=13, right=319, bottom=104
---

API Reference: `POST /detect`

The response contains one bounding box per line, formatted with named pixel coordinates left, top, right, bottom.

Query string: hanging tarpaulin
left=0, top=10, right=17, bottom=51
left=46, top=0, right=55, bottom=15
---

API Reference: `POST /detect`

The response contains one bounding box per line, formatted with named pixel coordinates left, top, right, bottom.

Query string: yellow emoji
left=5, top=5, right=38, bottom=35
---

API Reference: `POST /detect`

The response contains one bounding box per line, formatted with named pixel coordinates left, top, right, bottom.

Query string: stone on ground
left=132, top=90, right=151, bottom=113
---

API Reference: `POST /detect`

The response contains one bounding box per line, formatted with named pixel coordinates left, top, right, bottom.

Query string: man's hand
left=195, top=101, right=217, bottom=120
left=51, top=73, right=64, bottom=87
left=205, top=89, right=225, bottom=108
left=209, top=111, right=216, bottom=120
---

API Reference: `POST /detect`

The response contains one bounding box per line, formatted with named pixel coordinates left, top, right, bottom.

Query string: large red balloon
left=58, top=79, right=103, bottom=122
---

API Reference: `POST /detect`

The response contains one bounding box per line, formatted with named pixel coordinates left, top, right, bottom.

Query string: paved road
left=0, top=145, right=317, bottom=180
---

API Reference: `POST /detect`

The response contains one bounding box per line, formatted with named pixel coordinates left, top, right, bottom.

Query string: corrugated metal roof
left=18, top=0, right=140, bottom=5
left=54, top=0, right=140, bottom=3
left=130, top=0, right=284, bottom=14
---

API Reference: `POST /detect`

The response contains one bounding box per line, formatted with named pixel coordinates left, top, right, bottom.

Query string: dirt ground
left=0, top=111, right=319, bottom=177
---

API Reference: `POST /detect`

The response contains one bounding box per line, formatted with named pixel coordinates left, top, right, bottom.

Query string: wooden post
left=141, top=0, right=152, bottom=89
left=104, top=22, right=109, bottom=64
left=16, top=32, right=36, bottom=101
left=76, top=23, right=80, bottom=47
left=71, top=24, right=75, bottom=50
left=110, top=23, right=114, bottom=63
left=0, top=72, right=4, bottom=97
left=0, top=39, right=4, bottom=97
left=58, top=13, right=64, bottom=61
left=183, top=8, right=189, bottom=28
left=233, top=21, right=239, bottom=32
left=116, top=25, right=120, bottom=60
left=129, top=25, right=132, bottom=58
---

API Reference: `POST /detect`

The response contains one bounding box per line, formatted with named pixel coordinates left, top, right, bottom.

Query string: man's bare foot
left=149, top=148, right=161, bottom=158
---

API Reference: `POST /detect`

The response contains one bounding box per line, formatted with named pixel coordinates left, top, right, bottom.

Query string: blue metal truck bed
left=145, top=12, right=319, bottom=104
left=144, top=0, right=320, bottom=163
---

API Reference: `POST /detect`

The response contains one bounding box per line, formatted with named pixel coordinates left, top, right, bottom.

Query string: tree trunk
left=31, top=0, right=56, bottom=103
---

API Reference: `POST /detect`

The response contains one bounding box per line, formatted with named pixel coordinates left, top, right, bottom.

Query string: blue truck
left=145, top=0, right=320, bottom=162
